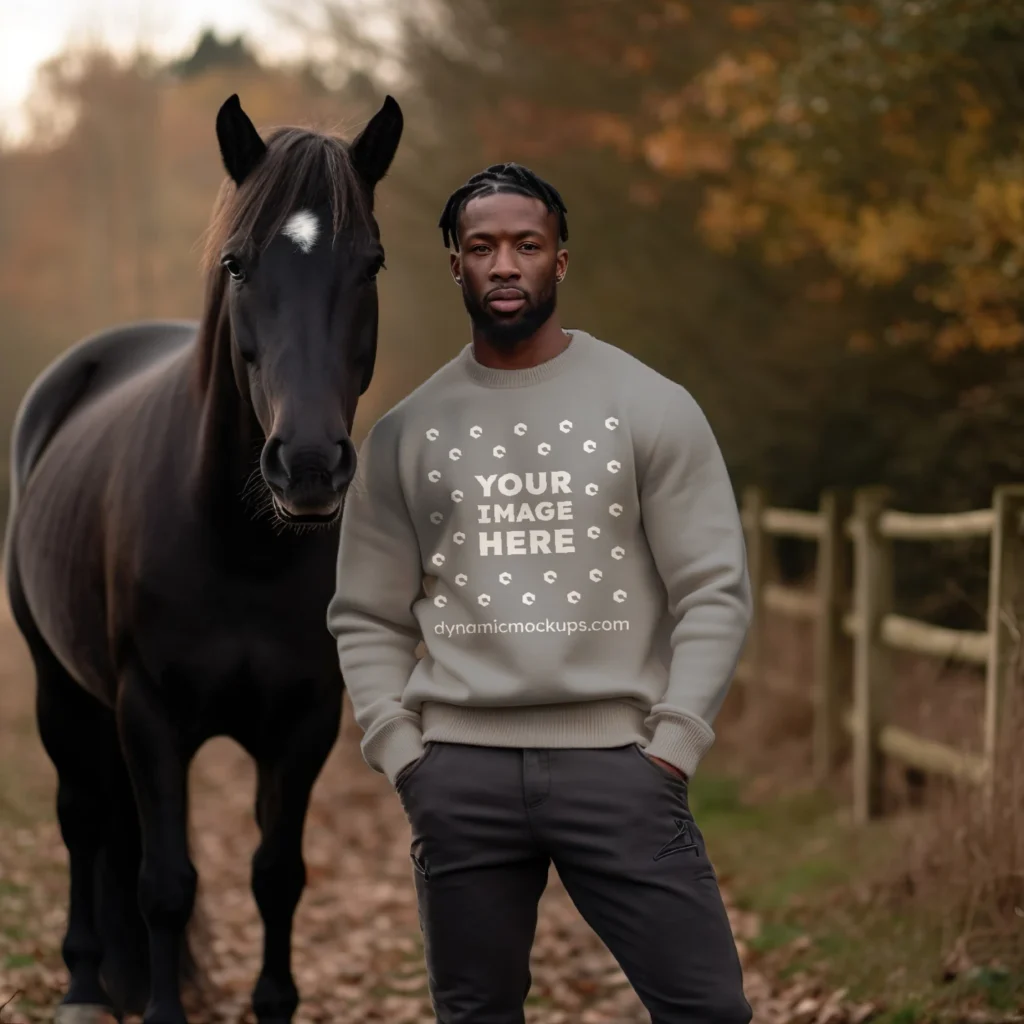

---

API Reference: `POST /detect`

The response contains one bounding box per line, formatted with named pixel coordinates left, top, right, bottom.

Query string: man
left=327, top=163, right=753, bottom=1023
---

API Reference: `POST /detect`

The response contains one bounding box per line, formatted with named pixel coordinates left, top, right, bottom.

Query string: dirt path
left=0, top=597, right=865, bottom=1024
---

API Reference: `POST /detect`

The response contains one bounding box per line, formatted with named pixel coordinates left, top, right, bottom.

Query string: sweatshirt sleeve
left=639, top=387, right=752, bottom=779
left=326, top=415, right=426, bottom=784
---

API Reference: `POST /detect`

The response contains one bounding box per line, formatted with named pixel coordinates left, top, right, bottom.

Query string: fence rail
left=737, top=484, right=1024, bottom=822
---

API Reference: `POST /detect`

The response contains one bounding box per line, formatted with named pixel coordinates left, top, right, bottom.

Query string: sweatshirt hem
left=420, top=698, right=650, bottom=748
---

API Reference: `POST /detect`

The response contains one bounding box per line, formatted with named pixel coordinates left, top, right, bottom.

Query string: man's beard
left=462, top=279, right=557, bottom=349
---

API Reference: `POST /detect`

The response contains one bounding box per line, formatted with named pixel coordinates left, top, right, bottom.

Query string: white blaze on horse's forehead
left=281, top=209, right=320, bottom=253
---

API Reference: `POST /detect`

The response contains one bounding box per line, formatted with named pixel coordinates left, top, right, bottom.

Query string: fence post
left=814, top=489, right=852, bottom=784
left=983, top=485, right=1024, bottom=807
left=741, top=486, right=768, bottom=688
left=851, top=487, right=892, bottom=823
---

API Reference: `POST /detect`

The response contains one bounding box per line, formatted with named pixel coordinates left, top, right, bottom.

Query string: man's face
left=451, top=191, right=569, bottom=348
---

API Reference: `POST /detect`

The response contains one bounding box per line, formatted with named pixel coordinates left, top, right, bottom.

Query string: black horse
left=3, top=92, right=403, bottom=1024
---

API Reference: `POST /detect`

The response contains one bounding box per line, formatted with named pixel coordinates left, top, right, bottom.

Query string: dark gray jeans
left=394, top=741, right=752, bottom=1024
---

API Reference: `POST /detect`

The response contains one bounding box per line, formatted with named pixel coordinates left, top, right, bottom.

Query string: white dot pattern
left=420, top=415, right=630, bottom=609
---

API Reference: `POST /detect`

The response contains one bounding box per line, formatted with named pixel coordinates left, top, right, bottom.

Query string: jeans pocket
left=395, top=742, right=436, bottom=793
left=410, top=841, right=430, bottom=879
left=632, top=743, right=689, bottom=789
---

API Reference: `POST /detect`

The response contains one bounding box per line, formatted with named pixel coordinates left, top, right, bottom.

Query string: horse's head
left=210, top=93, right=403, bottom=525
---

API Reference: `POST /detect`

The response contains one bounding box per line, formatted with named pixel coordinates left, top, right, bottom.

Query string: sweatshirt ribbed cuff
left=644, top=713, right=716, bottom=779
left=363, top=716, right=425, bottom=786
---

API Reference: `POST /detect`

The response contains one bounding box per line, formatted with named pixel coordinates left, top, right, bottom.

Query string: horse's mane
left=199, top=125, right=372, bottom=272
left=194, top=125, right=373, bottom=392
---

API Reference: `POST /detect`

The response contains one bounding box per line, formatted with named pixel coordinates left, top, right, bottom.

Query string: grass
left=688, top=768, right=1024, bottom=1021
left=4, top=953, right=36, bottom=969
left=875, top=1004, right=927, bottom=1024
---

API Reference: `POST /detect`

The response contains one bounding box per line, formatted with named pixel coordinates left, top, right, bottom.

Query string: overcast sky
left=1, top=0, right=397, bottom=144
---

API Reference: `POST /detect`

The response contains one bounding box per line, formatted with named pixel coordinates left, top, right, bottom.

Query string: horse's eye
left=222, top=256, right=245, bottom=281
left=367, top=255, right=386, bottom=282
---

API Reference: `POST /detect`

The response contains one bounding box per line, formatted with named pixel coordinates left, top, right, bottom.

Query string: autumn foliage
left=483, top=1, right=1024, bottom=357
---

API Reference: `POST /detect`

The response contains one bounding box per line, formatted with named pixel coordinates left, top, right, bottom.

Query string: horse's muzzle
left=261, top=437, right=355, bottom=522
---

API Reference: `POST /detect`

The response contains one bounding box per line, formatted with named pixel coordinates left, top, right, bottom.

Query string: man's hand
left=648, top=754, right=688, bottom=782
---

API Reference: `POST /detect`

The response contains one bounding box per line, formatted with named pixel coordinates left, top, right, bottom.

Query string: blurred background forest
left=4, top=0, right=1024, bottom=625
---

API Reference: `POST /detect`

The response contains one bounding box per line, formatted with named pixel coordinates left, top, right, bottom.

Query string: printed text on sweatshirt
left=327, top=330, right=752, bottom=784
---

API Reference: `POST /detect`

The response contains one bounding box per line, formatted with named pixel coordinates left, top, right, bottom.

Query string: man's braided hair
left=438, top=162, right=568, bottom=251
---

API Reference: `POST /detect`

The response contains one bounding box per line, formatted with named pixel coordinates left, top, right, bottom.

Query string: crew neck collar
left=458, top=330, right=591, bottom=389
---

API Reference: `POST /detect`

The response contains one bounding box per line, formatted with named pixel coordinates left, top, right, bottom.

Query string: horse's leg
left=250, top=701, right=341, bottom=1024
left=32, top=642, right=120, bottom=1023
left=116, top=675, right=196, bottom=1024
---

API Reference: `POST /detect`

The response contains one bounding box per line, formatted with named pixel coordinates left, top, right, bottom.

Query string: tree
left=498, top=1, right=1024, bottom=356
left=168, top=29, right=261, bottom=79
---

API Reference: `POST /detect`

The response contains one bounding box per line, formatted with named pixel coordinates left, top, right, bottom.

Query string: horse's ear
left=216, top=94, right=267, bottom=186
left=349, top=95, right=404, bottom=190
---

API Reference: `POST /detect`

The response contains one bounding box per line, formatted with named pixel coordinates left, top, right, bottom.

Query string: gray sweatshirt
left=327, top=330, right=752, bottom=784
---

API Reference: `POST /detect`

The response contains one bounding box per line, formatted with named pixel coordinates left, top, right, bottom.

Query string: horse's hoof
left=54, top=1005, right=120, bottom=1024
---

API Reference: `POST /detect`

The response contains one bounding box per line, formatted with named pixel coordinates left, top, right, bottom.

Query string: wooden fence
left=737, top=484, right=1024, bottom=822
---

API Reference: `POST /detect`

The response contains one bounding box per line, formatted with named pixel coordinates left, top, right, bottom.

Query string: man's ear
left=450, top=251, right=462, bottom=284
left=216, top=94, right=267, bottom=186
left=350, top=95, right=404, bottom=190
left=556, top=248, right=569, bottom=283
